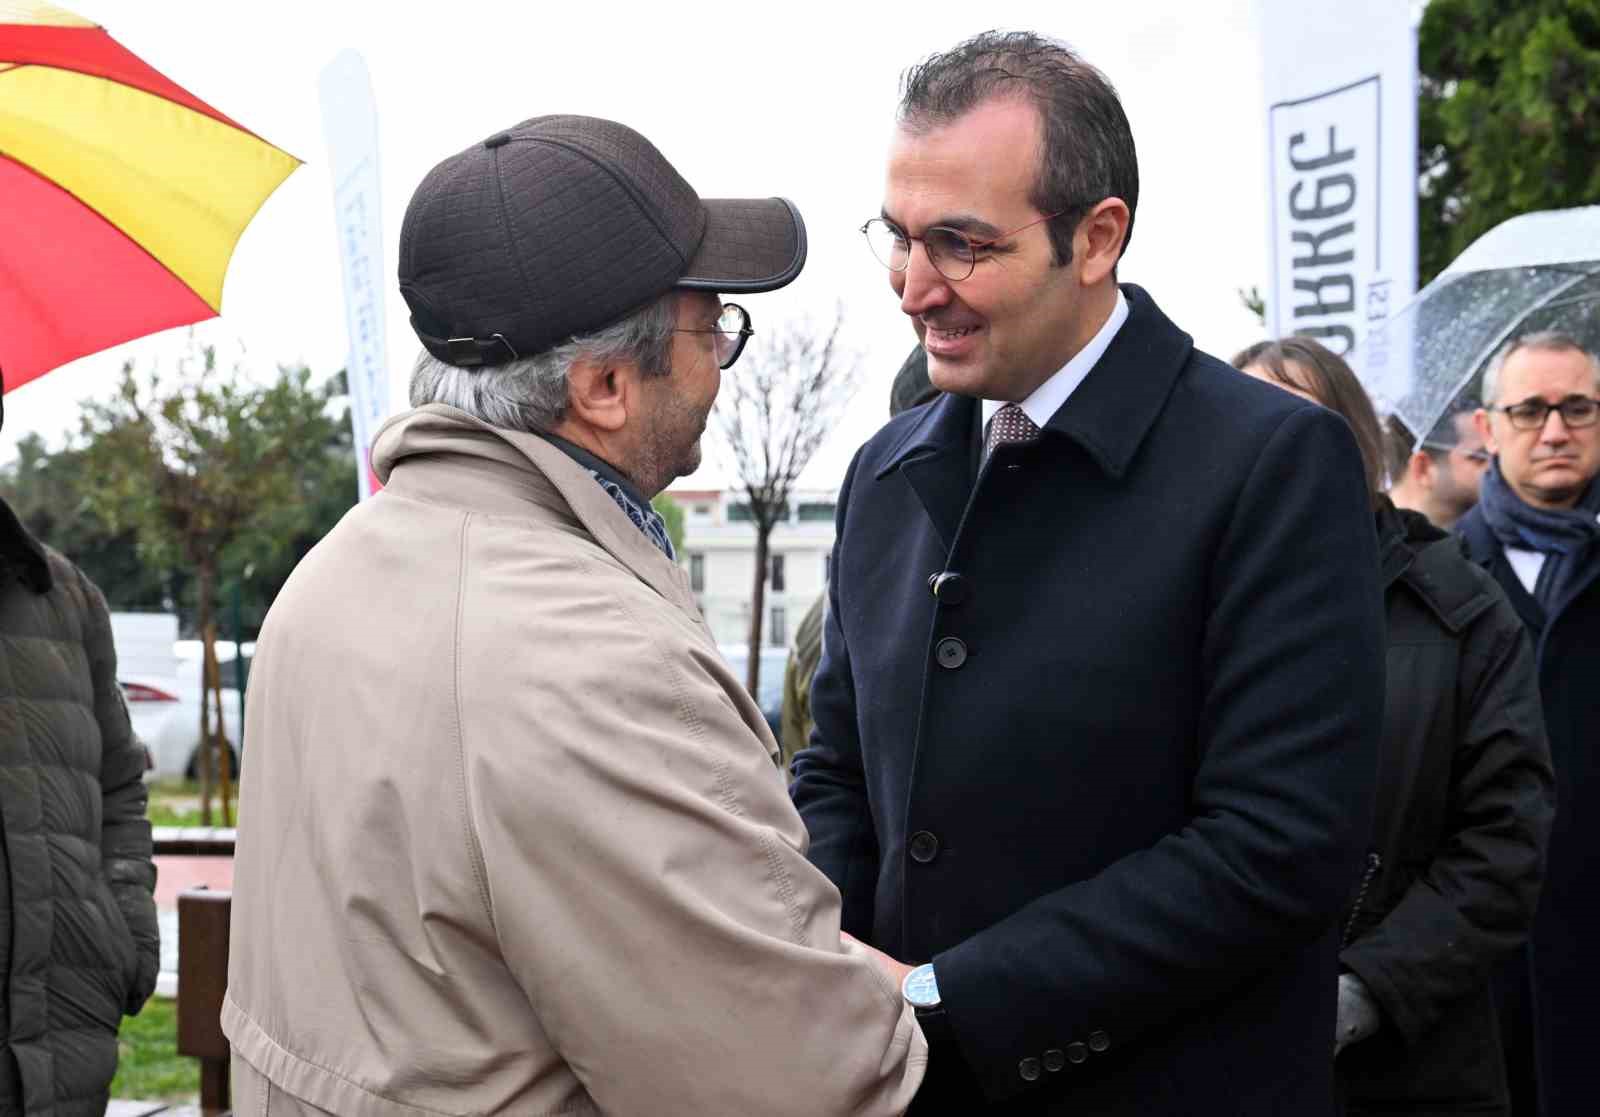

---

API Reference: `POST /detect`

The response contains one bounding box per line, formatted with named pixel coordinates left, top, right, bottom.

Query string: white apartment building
left=668, top=487, right=837, bottom=650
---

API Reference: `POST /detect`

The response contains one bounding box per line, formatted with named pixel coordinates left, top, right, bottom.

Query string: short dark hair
left=1382, top=414, right=1421, bottom=487
left=1231, top=337, right=1385, bottom=502
left=898, top=30, right=1139, bottom=267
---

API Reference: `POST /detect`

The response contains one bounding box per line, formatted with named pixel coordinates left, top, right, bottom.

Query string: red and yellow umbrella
left=0, top=1, right=299, bottom=392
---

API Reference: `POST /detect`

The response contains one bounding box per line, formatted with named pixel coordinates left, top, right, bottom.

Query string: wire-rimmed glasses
left=859, top=211, right=1065, bottom=282
left=676, top=302, right=753, bottom=369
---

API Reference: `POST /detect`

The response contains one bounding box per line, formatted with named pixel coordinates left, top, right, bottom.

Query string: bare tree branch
left=711, top=304, right=860, bottom=698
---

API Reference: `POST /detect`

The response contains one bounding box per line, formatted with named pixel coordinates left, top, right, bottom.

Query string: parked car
left=717, top=644, right=790, bottom=738
left=121, top=648, right=247, bottom=781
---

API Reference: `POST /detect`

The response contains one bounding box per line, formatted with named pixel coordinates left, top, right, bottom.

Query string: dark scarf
left=537, top=434, right=676, bottom=561
left=1477, top=459, right=1600, bottom=611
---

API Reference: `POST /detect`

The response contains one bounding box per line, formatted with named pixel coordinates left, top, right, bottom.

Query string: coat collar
left=370, top=405, right=697, bottom=616
left=1378, top=498, right=1491, bottom=634
left=877, top=284, right=1193, bottom=482
left=0, top=496, right=52, bottom=594
left=873, top=284, right=1193, bottom=550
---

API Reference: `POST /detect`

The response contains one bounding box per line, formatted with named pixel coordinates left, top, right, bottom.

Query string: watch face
left=903, top=963, right=940, bottom=1008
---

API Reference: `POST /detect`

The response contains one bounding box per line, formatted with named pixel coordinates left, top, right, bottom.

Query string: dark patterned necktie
left=985, top=403, right=1041, bottom=458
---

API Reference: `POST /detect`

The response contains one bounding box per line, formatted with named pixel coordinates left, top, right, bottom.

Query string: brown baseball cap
left=399, top=114, right=807, bottom=368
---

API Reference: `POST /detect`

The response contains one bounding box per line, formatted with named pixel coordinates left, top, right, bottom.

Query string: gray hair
left=409, top=293, right=679, bottom=434
left=1481, top=329, right=1600, bottom=407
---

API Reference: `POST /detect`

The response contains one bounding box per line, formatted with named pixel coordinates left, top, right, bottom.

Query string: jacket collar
left=1381, top=499, right=1492, bottom=634
left=370, top=405, right=696, bottom=615
left=0, top=497, right=52, bottom=594
left=873, top=284, right=1193, bottom=550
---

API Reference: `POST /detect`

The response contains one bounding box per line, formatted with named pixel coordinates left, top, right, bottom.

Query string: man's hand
left=1335, top=973, right=1381, bottom=1054
left=842, top=931, right=917, bottom=991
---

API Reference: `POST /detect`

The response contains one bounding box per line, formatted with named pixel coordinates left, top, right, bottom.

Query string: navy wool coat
left=792, top=285, right=1387, bottom=1116
left=1459, top=503, right=1600, bottom=1117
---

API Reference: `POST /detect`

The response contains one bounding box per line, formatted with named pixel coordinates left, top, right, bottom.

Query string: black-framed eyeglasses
left=859, top=211, right=1065, bottom=282
left=675, top=302, right=753, bottom=369
left=1487, top=395, right=1600, bottom=431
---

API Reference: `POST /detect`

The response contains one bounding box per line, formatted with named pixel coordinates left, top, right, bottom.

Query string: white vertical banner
left=1259, top=0, right=1417, bottom=398
left=318, top=49, right=390, bottom=500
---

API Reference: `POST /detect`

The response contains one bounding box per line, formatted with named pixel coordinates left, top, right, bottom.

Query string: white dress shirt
left=981, top=288, right=1130, bottom=434
left=1505, top=547, right=1546, bottom=595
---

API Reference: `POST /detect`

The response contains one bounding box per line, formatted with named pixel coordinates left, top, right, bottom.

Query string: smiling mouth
left=927, top=324, right=982, bottom=339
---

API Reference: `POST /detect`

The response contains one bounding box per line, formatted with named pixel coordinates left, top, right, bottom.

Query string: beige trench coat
left=222, top=406, right=926, bottom=1116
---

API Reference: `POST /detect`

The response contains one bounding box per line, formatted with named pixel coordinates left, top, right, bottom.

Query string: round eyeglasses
left=1488, top=395, right=1600, bottom=431
left=859, top=212, right=1064, bottom=282
left=675, top=302, right=753, bottom=369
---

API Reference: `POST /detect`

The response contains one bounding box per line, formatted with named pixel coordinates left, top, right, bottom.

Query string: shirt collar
left=982, top=287, right=1129, bottom=430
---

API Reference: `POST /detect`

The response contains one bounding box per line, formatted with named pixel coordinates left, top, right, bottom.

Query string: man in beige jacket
left=223, top=115, right=926, bottom=1116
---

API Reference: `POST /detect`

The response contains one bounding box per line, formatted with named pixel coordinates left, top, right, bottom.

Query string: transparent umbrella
left=1363, top=206, right=1600, bottom=449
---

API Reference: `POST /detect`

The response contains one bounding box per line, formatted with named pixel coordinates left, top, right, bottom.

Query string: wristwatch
left=902, top=962, right=941, bottom=1010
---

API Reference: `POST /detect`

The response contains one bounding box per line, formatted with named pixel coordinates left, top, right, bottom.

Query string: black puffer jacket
left=0, top=499, right=158, bottom=1116
left=1337, top=502, right=1554, bottom=1116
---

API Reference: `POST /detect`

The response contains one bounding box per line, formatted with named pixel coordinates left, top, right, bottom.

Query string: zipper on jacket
left=1341, top=852, right=1383, bottom=947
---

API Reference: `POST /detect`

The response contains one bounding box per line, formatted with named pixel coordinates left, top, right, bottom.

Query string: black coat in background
left=1337, top=504, right=1553, bottom=1116
left=792, top=286, right=1386, bottom=1116
left=1458, top=502, right=1600, bottom=1117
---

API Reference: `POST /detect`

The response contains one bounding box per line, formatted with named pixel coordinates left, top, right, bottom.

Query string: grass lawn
left=146, top=778, right=236, bottom=828
left=109, top=998, right=197, bottom=1103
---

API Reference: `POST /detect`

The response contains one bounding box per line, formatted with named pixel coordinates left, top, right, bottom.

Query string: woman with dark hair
left=1231, top=337, right=1554, bottom=1116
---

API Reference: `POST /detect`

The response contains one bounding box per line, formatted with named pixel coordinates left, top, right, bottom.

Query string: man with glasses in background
left=1386, top=410, right=1490, bottom=529
left=1458, top=331, right=1600, bottom=1115
left=791, top=31, right=1385, bottom=1117
left=224, top=115, right=926, bottom=1117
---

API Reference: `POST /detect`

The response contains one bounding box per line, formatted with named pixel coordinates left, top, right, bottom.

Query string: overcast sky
left=2, top=0, right=1269, bottom=490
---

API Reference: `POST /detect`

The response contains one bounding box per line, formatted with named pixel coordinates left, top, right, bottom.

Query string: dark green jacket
left=0, top=499, right=158, bottom=1116
left=779, top=591, right=826, bottom=773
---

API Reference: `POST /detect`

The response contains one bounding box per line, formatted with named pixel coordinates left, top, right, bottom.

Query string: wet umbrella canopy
left=1365, top=206, right=1600, bottom=448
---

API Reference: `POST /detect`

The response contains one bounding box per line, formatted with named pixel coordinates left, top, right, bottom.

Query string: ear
left=1473, top=408, right=1498, bottom=455
left=564, top=354, right=639, bottom=434
left=1407, top=450, right=1434, bottom=488
left=1075, top=198, right=1132, bottom=286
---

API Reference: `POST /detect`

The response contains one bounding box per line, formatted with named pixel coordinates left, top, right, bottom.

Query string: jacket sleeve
left=789, top=449, right=881, bottom=937
left=933, top=406, right=1387, bottom=1103
left=81, top=567, right=160, bottom=1014
left=463, top=558, right=925, bottom=1117
left=1340, top=596, right=1554, bottom=1045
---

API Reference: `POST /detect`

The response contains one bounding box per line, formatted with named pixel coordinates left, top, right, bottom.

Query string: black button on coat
left=792, top=286, right=1386, bottom=1115
left=1336, top=503, right=1553, bottom=1115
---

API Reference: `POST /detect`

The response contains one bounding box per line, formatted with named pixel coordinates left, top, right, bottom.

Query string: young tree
left=76, top=342, right=347, bottom=823
left=1419, top=0, right=1600, bottom=284
left=712, top=307, right=859, bottom=698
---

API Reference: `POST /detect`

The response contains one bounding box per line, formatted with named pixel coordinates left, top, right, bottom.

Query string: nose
left=1538, top=407, right=1572, bottom=444
left=896, top=243, right=954, bottom=319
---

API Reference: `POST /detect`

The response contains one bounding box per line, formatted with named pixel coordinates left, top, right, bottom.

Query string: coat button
left=1018, top=1056, right=1042, bottom=1082
left=1042, top=1048, right=1065, bottom=1072
left=930, top=572, right=969, bottom=605
left=908, top=831, right=940, bottom=863
left=1066, top=1042, right=1089, bottom=1064
left=1088, top=1030, right=1110, bottom=1053
left=935, top=637, right=967, bottom=669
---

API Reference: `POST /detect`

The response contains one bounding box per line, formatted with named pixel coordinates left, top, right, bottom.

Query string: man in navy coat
left=791, top=31, right=1386, bottom=1115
